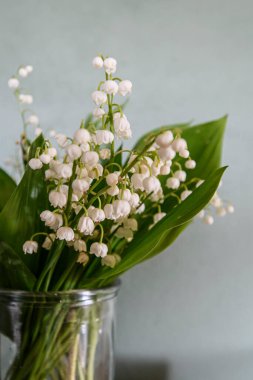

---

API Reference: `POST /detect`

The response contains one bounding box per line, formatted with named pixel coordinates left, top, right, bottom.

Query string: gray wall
left=0, top=0, right=252, bottom=379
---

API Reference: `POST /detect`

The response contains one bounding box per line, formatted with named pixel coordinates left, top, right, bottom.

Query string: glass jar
left=0, top=282, right=120, bottom=380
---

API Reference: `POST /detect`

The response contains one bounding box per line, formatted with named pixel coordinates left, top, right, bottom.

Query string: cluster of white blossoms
left=8, top=64, right=42, bottom=160
left=15, top=56, right=233, bottom=268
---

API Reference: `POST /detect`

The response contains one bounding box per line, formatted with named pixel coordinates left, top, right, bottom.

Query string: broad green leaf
left=80, top=166, right=227, bottom=288
left=0, top=134, right=48, bottom=275
left=0, top=168, right=16, bottom=211
left=0, top=241, right=36, bottom=290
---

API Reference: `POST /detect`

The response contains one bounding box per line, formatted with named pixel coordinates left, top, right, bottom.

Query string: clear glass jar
left=0, top=282, right=120, bottom=380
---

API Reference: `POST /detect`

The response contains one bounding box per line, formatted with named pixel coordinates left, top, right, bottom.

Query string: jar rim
left=0, top=280, right=121, bottom=305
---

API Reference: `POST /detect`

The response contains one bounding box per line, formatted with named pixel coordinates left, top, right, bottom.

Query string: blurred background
left=0, top=0, right=252, bottom=379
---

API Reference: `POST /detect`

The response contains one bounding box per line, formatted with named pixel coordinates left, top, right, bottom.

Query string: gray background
left=0, top=0, right=252, bottom=379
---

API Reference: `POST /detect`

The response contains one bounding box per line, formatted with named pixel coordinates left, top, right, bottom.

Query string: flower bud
left=27, top=115, right=39, bottom=126
left=106, top=172, right=119, bottom=186
left=101, top=80, right=118, bottom=95
left=100, top=148, right=111, bottom=160
left=158, top=147, right=176, bottom=161
left=216, top=206, right=227, bottom=217
left=123, top=218, right=138, bottom=231
left=91, top=90, right=107, bottom=106
left=42, top=234, right=55, bottom=250
left=29, top=158, right=43, bottom=170
left=101, top=255, right=117, bottom=268
left=103, top=57, right=117, bottom=74
left=166, top=177, right=180, bottom=189
left=77, top=252, right=89, bottom=265
left=19, top=94, right=33, bottom=104
left=74, top=239, right=87, bottom=252
left=180, top=190, right=192, bottom=201
left=160, top=164, right=171, bottom=175
left=179, top=149, right=190, bottom=159
left=118, top=80, right=132, bottom=96
left=39, top=153, right=51, bottom=164
left=92, top=56, right=103, bottom=69
left=185, top=159, right=196, bottom=169
left=154, top=212, right=166, bottom=224
left=156, top=131, right=174, bottom=147
left=8, top=77, right=20, bottom=89
left=23, top=240, right=38, bottom=254
left=226, top=204, right=235, bottom=214
left=56, top=227, right=75, bottom=241
left=18, top=67, right=28, bottom=77
left=203, top=215, right=214, bottom=225
left=174, top=170, right=187, bottom=182
left=172, top=138, right=187, bottom=152
left=90, top=242, right=108, bottom=258
left=54, top=163, right=72, bottom=179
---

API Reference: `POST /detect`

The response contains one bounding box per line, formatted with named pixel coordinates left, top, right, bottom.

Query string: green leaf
left=0, top=241, right=36, bottom=290
left=0, top=134, right=48, bottom=275
left=0, top=168, right=16, bottom=211
left=80, top=166, right=227, bottom=288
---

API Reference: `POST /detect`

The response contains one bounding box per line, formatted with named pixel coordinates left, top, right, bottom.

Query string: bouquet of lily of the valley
left=0, top=56, right=233, bottom=380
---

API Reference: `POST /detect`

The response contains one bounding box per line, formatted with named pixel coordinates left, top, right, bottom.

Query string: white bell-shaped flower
left=172, top=138, right=187, bottom=152
left=77, top=216, right=95, bottom=235
left=74, top=239, right=87, bottom=252
left=56, top=226, right=75, bottom=241
left=66, top=144, right=82, bottom=161
left=107, top=185, right=120, bottom=196
left=185, top=159, right=196, bottom=169
left=93, top=108, right=106, bottom=119
left=118, top=80, right=132, bottom=96
left=74, top=129, right=91, bottom=144
left=39, top=153, right=51, bottom=164
left=89, top=208, right=105, bottom=223
left=81, top=151, right=99, bottom=167
left=49, top=191, right=67, bottom=208
left=8, top=77, right=20, bottom=89
left=143, top=176, right=161, bottom=194
left=112, top=200, right=131, bottom=219
left=174, top=170, right=187, bottom=182
left=90, top=242, right=108, bottom=258
left=155, top=131, right=174, bottom=147
left=23, top=240, right=38, bottom=254
left=166, top=177, right=180, bottom=189
left=27, top=114, right=39, bottom=126
left=101, top=80, right=118, bottom=95
left=113, top=113, right=132, bottom=139
left=92, top=56, right=104, bottom=69
left=95, top=130, right=114, bottom=145
left=106, top=172, right=119, bottom=186
left=154, top=212, right=166, bottom=224
left=72, top=178, right=90, bottom=193
left=103, top=57, right=117, bottom=74
left=180, top=190, right=192, bottom=201
left=104, top=204, right=115, bottom=220
left=91, top=90, right=107, bottom=106
left=29, top=158, right=43, bottom=170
